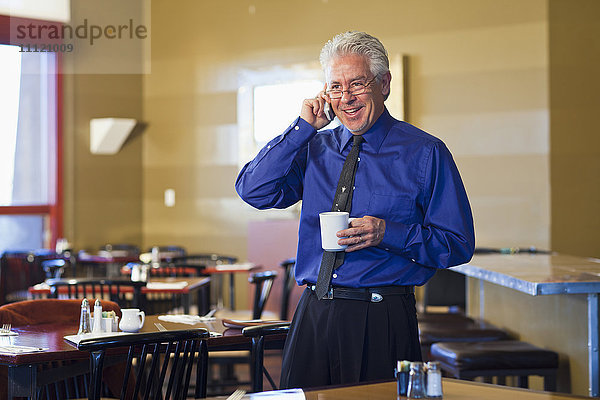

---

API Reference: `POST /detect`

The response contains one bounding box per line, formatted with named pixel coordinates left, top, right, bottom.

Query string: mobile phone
left=324, top=102, right=334, bottom=121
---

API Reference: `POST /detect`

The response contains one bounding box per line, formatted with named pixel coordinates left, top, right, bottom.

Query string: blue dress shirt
left=236, top=108, right=475, bottom=288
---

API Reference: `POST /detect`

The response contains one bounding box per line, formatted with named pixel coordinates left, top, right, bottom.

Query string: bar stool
left=430, top=340, right=559, bottom=391
left=418, top=268, right=512, bottom=360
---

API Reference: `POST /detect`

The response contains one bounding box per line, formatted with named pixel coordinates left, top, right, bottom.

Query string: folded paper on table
left=158, top=314, right=215, bottom=325
left=146, top=281, right=188, bottom=290
left=64, top=331, right=133, bottom=346
left=0, top=345, right=49, bottom=354
left=248, top=389, right=305, bottom=399
left=214, top=263, right=255, bottom=271
left=221, top=318, right=287, bottom=329
left=32, top=282, right=51, bottom=290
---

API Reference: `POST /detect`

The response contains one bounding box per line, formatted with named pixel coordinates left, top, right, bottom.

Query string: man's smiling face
left=327, top=53, right=390, bottom=135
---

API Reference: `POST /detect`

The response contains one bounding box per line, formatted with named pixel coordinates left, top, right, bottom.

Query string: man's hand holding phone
left=300, top=84, right=334, bottom=131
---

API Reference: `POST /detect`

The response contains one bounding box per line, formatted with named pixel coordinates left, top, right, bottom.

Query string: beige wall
left=63, top=0, right=144, bottom=251
left=549, top=0, right=600, bottom=257
left=143, top=0, right=550, bottom=257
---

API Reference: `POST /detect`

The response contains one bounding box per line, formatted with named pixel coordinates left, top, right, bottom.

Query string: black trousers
left=280, top=287, right=422, bottom=389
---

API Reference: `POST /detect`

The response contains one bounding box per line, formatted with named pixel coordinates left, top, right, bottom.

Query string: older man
left=235, top=31, right=475, bottom=389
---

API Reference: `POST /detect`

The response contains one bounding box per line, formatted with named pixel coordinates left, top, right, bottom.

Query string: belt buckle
left=370, top=292, right=383, bottom=302
left=325, top=287, right=334, bottom=300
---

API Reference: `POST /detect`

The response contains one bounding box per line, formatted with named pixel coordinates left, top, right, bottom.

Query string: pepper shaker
left=407, top=361, right=426, bottom=399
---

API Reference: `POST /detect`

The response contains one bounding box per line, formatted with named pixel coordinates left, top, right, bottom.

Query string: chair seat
left=420, top=328, right=511, bottom=346
left=430, top=340, right=559, bottom=371
left=417, top=311, right=475, bottom=325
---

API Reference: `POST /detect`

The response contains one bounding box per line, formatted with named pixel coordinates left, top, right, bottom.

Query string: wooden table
left=452, top=253, right=600, bottom=396
left=212, top=379, right=591, bottom=399
left=303, top=379, right=590, bottom=400
left=28, top=277, right=211, bottom=315
left=1, top=315, right=286, bottom=399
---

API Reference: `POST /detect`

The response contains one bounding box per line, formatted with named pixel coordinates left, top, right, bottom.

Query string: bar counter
left=452, top=253, right=600, bottom=396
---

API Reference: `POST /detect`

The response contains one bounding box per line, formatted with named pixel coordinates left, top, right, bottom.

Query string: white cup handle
left=138, top=310, right=145, bottom=329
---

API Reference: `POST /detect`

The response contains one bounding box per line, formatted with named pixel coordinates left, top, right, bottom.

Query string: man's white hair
left=319, top=31, right=390, bottom=83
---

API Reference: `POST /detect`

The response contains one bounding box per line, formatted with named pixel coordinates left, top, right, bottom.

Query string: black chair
left=242, top=322, right=290, bottom=392
left=44, top=278, right=146, bottom=309
left=1, top=250, right=69, bottom=304
left=42, top=258, right=69, bottom=279
left=209, top=271, right=279, bottom=395
left=279, top=258, right=296, bottom=320
left=78, top=328, right=210, bottom=400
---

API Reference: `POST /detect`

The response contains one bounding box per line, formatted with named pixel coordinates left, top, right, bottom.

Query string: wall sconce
left=90, top=118, right=138, bottom=155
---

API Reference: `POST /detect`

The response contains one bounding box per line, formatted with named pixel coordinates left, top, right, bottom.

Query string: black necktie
left=315, top=134, right=364, bottom=299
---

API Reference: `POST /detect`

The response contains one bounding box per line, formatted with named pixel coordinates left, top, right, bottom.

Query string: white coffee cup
left=319, top=211, right=353, bottom=251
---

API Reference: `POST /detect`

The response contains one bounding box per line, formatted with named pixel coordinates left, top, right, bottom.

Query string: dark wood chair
left=42, top=258, right=69, bottom=279
left=1, top=250, right=69, bottom=304
left=43, top=278, right=145, bottom=310
left=209, top=271, right=279, bottom=395
left=78, top=328, right=210, bottom=399
left=242, top=322, right=290, bottom=392
left=279, top=258, right=295, bottom=320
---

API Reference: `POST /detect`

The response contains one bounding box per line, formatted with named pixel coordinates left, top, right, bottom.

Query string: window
left=0, top=15, right=62, bottom=253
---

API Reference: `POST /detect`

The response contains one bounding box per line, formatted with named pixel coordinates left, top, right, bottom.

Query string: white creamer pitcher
left=119, top=308, right=145, bottom=332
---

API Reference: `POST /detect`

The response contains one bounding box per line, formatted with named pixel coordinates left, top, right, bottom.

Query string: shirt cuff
left=285, top=117, right=317, bottom=146
left=378, top=220, right=410, bottom=253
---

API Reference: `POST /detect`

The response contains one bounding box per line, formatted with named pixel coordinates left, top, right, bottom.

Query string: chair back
left=42, top=258, right=68, bottom=279
left=1, top=250, right=67, bottom=304
left=78, top=329, right=210, bottom=400
left=99, top=243, right=140, bottom=257
left=279, top=258, right=295, bottom=320
left=249, top=271, right=278, bottom=320
left=423, top=268, right=466, bottom=312
left=0, top=298, right=121, bottom=325
left=45, top=279, right=145, bottom=309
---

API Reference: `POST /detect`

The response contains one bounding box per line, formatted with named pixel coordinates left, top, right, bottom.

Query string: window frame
left=0, top=14, right=63, bottom=249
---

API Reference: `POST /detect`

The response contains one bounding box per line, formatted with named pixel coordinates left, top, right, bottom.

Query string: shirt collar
left=338, top=107, right=395, bottom=153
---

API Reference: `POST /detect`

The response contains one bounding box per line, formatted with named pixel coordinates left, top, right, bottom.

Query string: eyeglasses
left=326, top=77, right=377, bottom=99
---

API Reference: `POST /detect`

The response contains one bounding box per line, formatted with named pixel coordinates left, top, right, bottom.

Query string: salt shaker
left=77, top=298, right=91, bottom=335
left=426, top=361, right=443, bottom=398
left=407, top=361, right=426, bottom=399
left=92, top=299, right=103, bottom=333
left=151, top=246, right=160, bottom=269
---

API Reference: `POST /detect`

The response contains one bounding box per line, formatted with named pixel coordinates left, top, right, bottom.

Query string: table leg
left=183, top=293, right=190, bottom=314
left=588, top=293, right=599, bottom=397
left=8, top=365, right=37, bottom=399
left=229, top=273, right=235, bottom=311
